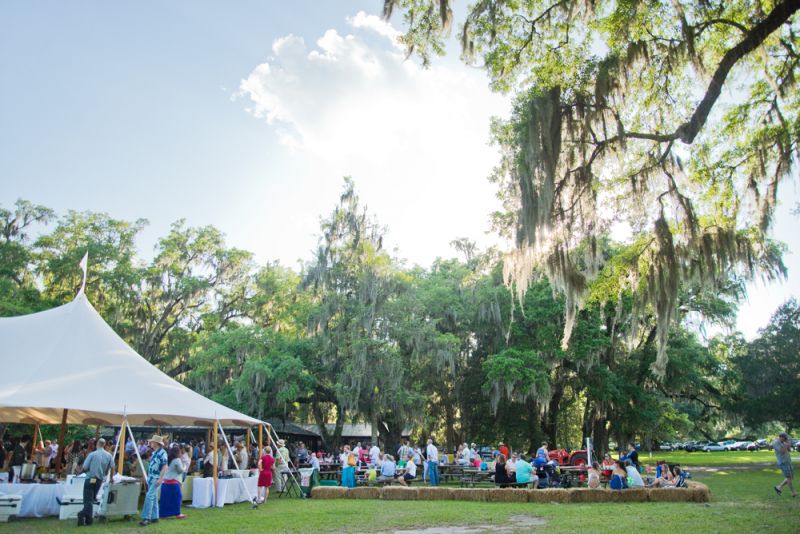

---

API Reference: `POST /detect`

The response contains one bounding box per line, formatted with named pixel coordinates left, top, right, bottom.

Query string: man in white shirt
left=426, top=439, right=439, bottom=486
left=369, top=442, right=381, bottom=466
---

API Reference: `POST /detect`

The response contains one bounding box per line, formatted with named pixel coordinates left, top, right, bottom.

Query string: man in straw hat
left=140, top=435, right=168, bottom=526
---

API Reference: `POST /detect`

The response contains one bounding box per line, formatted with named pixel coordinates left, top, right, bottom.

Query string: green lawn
left=2, top=465, right=798, bottom=533
left=637, top=449, right=799, bottom=466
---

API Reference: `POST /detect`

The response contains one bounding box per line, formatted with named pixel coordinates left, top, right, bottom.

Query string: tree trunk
left=543, top=384, right=564, bottom=447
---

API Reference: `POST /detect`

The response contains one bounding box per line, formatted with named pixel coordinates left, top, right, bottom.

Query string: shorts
left=403, top=473, right=415, bottom=481
left=778, top=460, right=794, bottom=478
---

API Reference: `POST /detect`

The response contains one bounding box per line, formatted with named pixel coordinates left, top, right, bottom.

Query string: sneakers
left=139, top=519, right=150, bottom=526
left=774, top=486, right=782, bottom=496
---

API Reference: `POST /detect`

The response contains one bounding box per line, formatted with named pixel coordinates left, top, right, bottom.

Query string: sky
left=0, top=1, right=797, bottom=339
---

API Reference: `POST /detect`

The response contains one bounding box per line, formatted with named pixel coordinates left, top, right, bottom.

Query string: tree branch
left=677, top=0, right=800, bottom=144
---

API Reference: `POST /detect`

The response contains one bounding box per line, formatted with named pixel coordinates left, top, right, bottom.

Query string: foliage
left=732, top=298, right=800, bottom=431
left=386, top=0, right=798, bottom=377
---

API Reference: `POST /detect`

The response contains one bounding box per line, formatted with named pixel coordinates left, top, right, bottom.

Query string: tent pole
left=246, top=426, right=251, bottom=455
left=31, top=424, right=40, bottom=459
left=217, top=421, right=256, bottom=506
left=258, top=425, right=262, bottom=458
left=212, top=422, right=218, bottom=504
left=117, top=417, right=126, bottom=475
left=55, top=409, right=69, bottom=477
left=95, top=425, right=100, bottom=439
left=124, top=419, right=147, bottom=488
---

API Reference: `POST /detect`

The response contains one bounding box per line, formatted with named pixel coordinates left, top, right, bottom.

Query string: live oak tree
left=385, top=0, right=798, bottom=376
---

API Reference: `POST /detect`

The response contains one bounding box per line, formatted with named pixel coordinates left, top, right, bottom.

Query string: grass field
left=636, top=449, right=800, bottom=466
left=2, top=461, right=798, bottom=533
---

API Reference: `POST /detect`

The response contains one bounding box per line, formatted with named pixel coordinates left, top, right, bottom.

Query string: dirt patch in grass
left=382, top=514, right=546, bottom=533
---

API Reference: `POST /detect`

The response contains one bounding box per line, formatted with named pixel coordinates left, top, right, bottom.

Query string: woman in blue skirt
left=159, top=444, right=186, bottom=519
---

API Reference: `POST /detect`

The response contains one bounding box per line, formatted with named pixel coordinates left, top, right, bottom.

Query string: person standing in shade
left=426, top=438, right=439, bottom=486
left=77, top=438, right=113, bottom=527
left=9, top=434, right=30, bottom=483
left=773, top=432, right=797, bottom=497
left=140, top=435, right=168, bottom=527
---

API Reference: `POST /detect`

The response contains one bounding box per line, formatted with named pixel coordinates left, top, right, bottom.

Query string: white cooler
left=58, top=495, right=84, bottom=520
left=0, top=494, right=23, bottom=523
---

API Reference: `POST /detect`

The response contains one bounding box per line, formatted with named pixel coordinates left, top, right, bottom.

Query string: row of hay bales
left=310, top=482, right=710, bottom=503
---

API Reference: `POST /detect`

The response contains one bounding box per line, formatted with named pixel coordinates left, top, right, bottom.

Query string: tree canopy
left=385, top=0, right=798, bottom=376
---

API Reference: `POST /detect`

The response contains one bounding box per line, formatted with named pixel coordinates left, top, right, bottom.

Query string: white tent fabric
left=0, top=293, right=261, bottom=427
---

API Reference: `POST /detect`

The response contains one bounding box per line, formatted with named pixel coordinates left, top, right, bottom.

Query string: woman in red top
left=257, top=448, right=275, bottom=504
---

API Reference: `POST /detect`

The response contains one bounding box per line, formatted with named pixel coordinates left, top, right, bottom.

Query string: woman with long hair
left=158, top=444, right=186, bottom=519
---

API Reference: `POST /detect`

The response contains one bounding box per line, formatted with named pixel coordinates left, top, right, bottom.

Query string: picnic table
left=437, top=464, right=466, bottom=483
left=460, top=468, right=493, bottom=487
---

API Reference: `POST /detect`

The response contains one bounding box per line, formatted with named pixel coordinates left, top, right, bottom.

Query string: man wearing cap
left=140, top=435, right=168, bottom=526
left=77, top=438, right=113, bottom=526
left=772, top=432, right=796, bottom=497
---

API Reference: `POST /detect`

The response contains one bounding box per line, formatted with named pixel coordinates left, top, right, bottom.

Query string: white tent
left=0, top=293, right=261, bottom=427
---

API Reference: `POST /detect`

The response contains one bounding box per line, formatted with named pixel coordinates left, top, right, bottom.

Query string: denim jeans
left=141, top=476, right=161, bottom=520
left=427, top=461, right=439, bottom=486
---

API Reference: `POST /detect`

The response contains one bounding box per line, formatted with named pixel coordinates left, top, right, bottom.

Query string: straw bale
left=381, top=486, right=419, bottom=501
left=528, top=489, right=572, bottom=504
left=310, top=486, right=347, bottom=499
left=487, top=488, right=529, bottom=503
left=615, top=488, right=649, bottom=502
left=416, top=487, right=454, bottom=500
left=648, top=487, right=696, bottom=502
left=449, top=488, right=489, bottom=502
left=686, top=482, right=711, bottom=502
left=347, top=486, right=381, bottom=499
left=569, top=488, right=613, bottom=503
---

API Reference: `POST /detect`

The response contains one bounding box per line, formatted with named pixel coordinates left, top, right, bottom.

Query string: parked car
left=656, top=442, right=673, bottom=451
left=755, top=439, right=769, bottom=450
left=745, top=441, right=759, bottom=451
left=703, top=442, right=726, bottom=452
left=685, top=441, right=706, bottom=452
left=720, top=440, right=738, bottom=451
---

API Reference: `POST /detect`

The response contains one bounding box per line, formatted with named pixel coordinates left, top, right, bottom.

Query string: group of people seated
left=595, top=444, right=687, bottom=490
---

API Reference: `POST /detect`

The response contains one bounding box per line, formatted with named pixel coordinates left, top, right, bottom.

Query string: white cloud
left=238, top=11, right=510, bottom=266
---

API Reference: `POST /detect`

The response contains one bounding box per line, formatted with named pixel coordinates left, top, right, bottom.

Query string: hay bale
left=310, top=486, right=347, bottom=499
left=449, top=488, right=489, bottom=502
left=569, top=488, right=614, bottom=503
left=686, top=482, right=711, bottom=502
left=648, top=488, right=688, bottom=502
left=615, top=488, right=649, bottom=502
left=486, top=488, right=529, bottom=503
left=528, top=489, right=572, bottom=504
left=381, top=486, right=419, bottom=501
left=347, top=486, right=381, bottom=499
left=416, top=487, right=454, bottom=500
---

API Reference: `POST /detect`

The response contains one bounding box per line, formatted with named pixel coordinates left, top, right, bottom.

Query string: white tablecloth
left=191, top=477, right=257, bottom=508
left=1, top=482, right=65, bottom=517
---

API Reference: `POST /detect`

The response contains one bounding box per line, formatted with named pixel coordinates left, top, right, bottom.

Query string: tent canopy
left=0, top=293, right=262, bottom=427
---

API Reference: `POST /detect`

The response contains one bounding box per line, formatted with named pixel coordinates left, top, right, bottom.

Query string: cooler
left=98, top=482, right=140, bottom=520
left=0, top=494, right=22, bottom=522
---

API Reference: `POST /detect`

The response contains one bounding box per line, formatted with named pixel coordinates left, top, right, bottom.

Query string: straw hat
left=276, top=439, right=285, bottom=446
left=148, top=434, right=165, bottom=446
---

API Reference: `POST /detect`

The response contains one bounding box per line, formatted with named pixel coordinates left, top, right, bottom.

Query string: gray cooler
left=98, top=482, right=140, bottom=520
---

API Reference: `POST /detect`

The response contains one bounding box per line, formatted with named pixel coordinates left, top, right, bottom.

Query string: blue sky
left=1, top=1, right=797, bottom=339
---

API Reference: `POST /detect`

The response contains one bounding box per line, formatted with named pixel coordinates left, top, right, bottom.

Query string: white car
left=704, top=442, right=726, bottom=452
